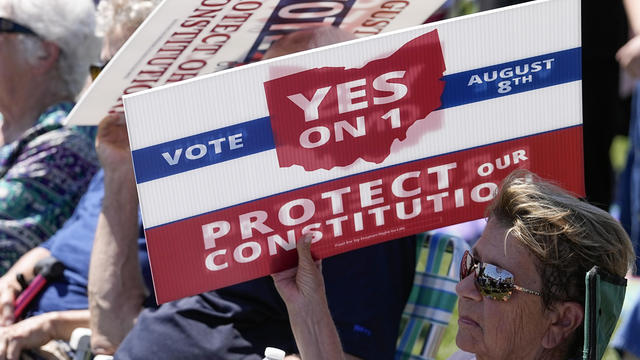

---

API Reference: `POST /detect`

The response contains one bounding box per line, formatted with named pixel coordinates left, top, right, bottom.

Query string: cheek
left=484, top=303, right=519, bottom=350
left=493, top=299, right=548, bottom=354
left=514, top=300, right=549, bottom=344
left=476, top=301, right=536, bottom=356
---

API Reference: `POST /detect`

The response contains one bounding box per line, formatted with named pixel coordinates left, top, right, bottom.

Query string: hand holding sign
left=96, top=115, right=136, bottom=185
left=272, top=234, right=324, bottom=312
left=272, top=233, right=346, bottom=360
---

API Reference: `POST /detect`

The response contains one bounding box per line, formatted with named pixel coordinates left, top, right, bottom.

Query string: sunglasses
left=90, top=60, right=110, bottom=81
left=460, top=250, right=542, bottom=301
left=0, top=18, right=38, bottom=37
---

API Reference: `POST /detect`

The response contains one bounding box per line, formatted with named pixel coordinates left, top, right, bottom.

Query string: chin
left=455, top=329, right=479, bottom=354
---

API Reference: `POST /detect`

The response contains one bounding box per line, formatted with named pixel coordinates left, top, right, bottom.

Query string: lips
left=458, top=315, right=480, bottom=328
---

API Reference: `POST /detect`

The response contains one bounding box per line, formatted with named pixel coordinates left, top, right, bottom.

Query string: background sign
left=124, top=0, right=583, bottom=303
left=65, top=0, right=446, bottom=126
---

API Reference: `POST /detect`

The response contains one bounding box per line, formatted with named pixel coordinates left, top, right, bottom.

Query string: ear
left=541, top=301, right=584, bottom=349
left=32, top=41, right=60, bottom=75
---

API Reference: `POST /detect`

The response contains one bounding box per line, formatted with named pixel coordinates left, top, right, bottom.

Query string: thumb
left=296, top=233, right=314, bottom=265
left=295, top=234, right=324, bottom=295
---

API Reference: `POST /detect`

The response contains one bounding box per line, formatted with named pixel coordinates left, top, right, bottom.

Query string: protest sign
left=124, top=0, right=583, bottom=303
left=65, top=0, right=445, bottom=126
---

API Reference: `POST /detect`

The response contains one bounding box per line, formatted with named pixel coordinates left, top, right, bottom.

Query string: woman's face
left=455, top=218, right=550, bottom=360
left=0, top=30, right=30, bottom=112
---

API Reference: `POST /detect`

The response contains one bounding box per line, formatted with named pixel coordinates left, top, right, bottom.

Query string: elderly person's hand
left=0, top=277, right=20, bottom=327
left=96, top=114, right=134, bottom=176
left=0, top=314, right=55, bottom=360
left=272, top=234, right=346, bottom=360
left=272, top=234, right=324, bottom=312
left=0, top=309, right=89, bottom=360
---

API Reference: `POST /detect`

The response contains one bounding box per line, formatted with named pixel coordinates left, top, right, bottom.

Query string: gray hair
left=2, top=0, right=100, bottom=98
left=96, top=0, right=161, bottom=37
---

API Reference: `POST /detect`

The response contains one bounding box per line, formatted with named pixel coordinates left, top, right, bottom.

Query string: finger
left=629, top=58, right=640, bottom=78
left=99, top=113, right=125, bottom=126
left=5, top=338, right=19, bottom=360
left=296, top=234, right=326, bottom=295
left=270, top=266, right=298, bottom=281
left=0, top=335, right=7, bottom=360
left=97, top=113, right=127, bottom=137
left=296, top=233, right=316, bottom=270
left=0, top=293, right=15, bottom=326
left=616, top=47, right=623, bottom=63
left=0, top=305, right=12, bottom=327
left=97, top=114, right=121, bottom=133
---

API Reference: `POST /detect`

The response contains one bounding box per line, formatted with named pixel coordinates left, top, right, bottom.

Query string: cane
left=13, top=257, right=64, bottom=320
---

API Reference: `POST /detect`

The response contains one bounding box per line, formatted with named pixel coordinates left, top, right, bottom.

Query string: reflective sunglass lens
left=90, top=64, right=105, bottom=81
left=90, top=60, right=110, bottom=81
left=460, top=250, right=473, bottom=280
left=477, top=264, right=515, bottom=301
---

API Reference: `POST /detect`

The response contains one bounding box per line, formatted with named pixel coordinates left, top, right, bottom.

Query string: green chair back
left=396, top=233, right=470, bottom=360
left=583, top=266, right=627, bottom=360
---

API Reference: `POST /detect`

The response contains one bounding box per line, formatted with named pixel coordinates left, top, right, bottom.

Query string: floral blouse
left=0, top=103, right=98, bottom=273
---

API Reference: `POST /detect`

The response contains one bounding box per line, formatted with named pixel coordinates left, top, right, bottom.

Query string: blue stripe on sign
left=439, top=47, right=581, bottom=109
left=132, top=116, right=274, bottom=184
left=132, top=48, right=581, bottom=184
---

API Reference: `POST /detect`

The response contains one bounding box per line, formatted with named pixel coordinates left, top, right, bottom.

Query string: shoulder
left=26, top=102, right=95, bottom=156
left=28, top=124, right=92, bottom=149
left=21, top=126, right=97, bottom=166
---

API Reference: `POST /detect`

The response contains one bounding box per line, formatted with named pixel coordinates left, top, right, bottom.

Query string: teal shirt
left=0, top=102, right=98, bottom=273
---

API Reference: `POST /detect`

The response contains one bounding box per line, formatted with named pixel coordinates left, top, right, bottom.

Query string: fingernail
left=302, top=233, right=312, bottom=244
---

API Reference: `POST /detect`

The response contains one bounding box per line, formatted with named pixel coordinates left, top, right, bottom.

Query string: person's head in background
left=0, top=0, right=98, bottom=142
left=456, top=169, right=635, bottom=360
left=95, top=0, right=159, bottom=71
left=263, top=26, right=356, bottom=60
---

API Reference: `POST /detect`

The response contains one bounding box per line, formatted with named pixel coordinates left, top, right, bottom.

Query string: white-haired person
left=274, top=170, right=636, bottom=360
left=0, top=0, right=100, bottom=274
left=0, top=0, right=159, bottom=358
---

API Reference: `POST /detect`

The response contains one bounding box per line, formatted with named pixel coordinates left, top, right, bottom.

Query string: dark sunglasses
left=90, top=60, right=110, bottom=81
left=0, top=17, right=38, bottom=37
left=460, top=249, right=542, bottom=301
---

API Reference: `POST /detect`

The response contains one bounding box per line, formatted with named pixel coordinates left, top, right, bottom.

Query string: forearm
left=286, top=301, right=345, bottom=360
left=624, top=0, right=640, bottom=35
left=47, top=310, right=90, bottom=341
left=88, top=168, right=145, bottom=354
left=2, top=247, right=50, bottom=284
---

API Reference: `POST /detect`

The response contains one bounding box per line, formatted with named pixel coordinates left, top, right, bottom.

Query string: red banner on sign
left=145, top=126, right=584, bottom=303
left=264, top=30, right=446, bottom=171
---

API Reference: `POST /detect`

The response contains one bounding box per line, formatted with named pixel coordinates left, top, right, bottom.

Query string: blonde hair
left=488, top=170, right=635, bottom=308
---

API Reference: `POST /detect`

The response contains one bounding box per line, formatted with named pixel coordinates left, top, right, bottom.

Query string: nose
left=456, top=270, right=483, bottom=301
